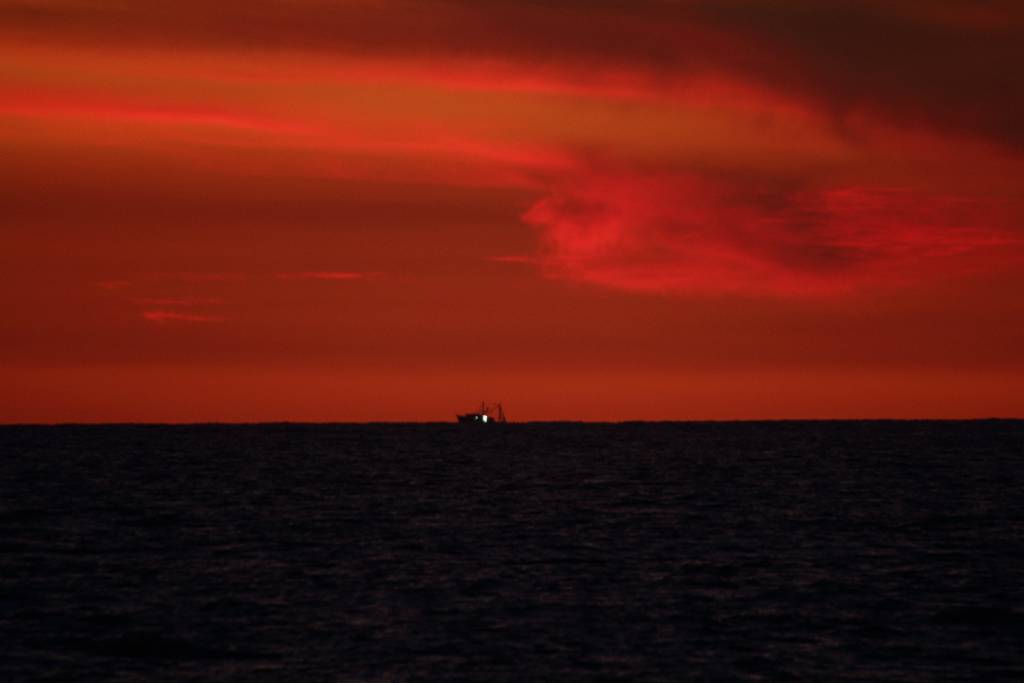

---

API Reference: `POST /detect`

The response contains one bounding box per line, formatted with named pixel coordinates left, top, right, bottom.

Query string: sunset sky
left=3, top=0, right=1023, bottom=422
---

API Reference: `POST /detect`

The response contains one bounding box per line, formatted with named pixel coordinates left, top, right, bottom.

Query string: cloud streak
left=3, top=1, right=1022, bottom=149
left=274, top=272, right=366, bottom=281
left=141, top=311, right=225, bottom=323
left=132, top=297, right=225, bottom=306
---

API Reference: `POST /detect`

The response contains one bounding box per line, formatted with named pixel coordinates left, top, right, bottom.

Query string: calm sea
left=2, top=421, right=1023, bottom=681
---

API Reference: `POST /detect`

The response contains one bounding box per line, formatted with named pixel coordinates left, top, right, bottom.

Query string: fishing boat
left=457, top=401, right=507, bottom=424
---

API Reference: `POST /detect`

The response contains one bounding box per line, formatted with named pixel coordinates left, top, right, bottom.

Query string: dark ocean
left=2, top=421, right=1023, bottom=681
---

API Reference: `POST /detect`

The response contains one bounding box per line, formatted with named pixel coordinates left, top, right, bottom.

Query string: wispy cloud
left=141, top=310, right=226, bottom=323
left=4, top=1, right=1022, bottom=149
left=488, top=255, right=535, bottom=265
left=94, top=279, right=132, bottom=291
left=274, top=271, right=367, bottom=281
left=172, top=272, right=246, bottom=283
left=132, top=297, right=225, bottom=306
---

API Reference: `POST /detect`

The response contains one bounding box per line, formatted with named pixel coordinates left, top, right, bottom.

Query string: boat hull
left=457, top=413, right=494, bottom=424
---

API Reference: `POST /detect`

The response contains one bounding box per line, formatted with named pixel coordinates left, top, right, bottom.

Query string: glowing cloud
left=524, top=174, right=1022, bottom=296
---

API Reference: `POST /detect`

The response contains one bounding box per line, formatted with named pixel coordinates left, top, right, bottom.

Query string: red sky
left=2, top=0, right=1023, bottom=422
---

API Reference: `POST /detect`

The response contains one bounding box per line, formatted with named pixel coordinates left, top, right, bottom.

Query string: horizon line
left=1, top=417, right=1021, bottom=427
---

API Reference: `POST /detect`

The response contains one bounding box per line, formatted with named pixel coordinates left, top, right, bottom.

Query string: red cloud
left=0, top=97, right=309, bottom=135
left=133, top=297, right=225, bottom=306
left=523, top=173, right=1021, bottom=297
left=274, top=272, right=366, bottom=281
left=172, top=272, right=245, bottom=283
left=94, top=279, right=132, bottom=290
left=4, top=1, right=1021, bottom=150
left=488, top=255, right=535, bottom=264
left=142, top=310, right=225, bottom=323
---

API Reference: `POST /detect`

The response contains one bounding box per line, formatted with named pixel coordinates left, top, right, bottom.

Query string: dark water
left=2, top=421, right=1023, bottom=681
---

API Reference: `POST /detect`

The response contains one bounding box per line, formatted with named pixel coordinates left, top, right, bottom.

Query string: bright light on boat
left=482, top=415, right=489, bottom=422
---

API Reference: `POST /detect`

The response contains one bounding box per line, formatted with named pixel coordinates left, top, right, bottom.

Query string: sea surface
left=2, top=421, right=1023, bottom=681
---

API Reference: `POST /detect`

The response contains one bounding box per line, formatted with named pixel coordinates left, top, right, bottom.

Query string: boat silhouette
left=457, top=401, right=507, bottom=424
